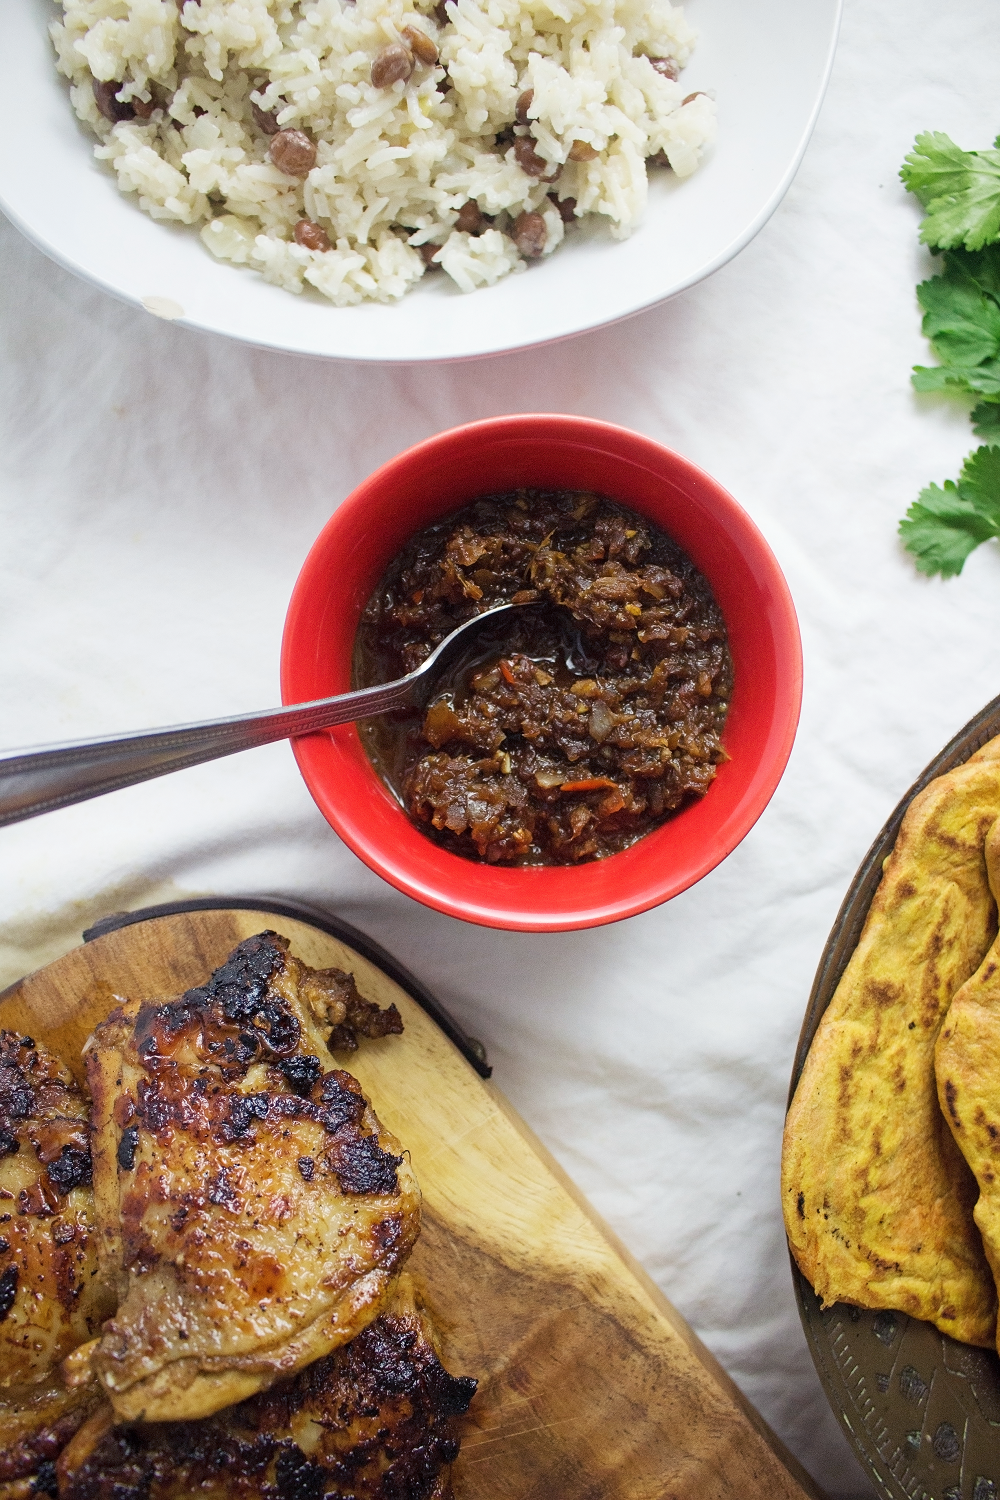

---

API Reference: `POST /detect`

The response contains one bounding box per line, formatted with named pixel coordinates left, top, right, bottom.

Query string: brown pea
left=648, top=56, right=679, bottom=81
left=132, top=94, right=157, bottom=119
left=294, top=218, right=331, bottom=252
left=419, top=242, right=443, bottom=268
left=251, top=100, right=280, bottom=134
left=513, top=134, right=551, bottom=178
left=269, top=128, right=317, bottom=176
left=400, top=24, right=438, bottom=65
left=455, top=199, right=484, bottom=234
left=515, top=89, right=534, bottom=125
left=434, top=0, right=449, bottom=23
left=512, top=209, right=546, bottom=259
left=567, top=139, right=598, bottom=162
left=371, top=42, right=414, bottom=89
left=549, top=192, right=576, bottom=223
left=93, top=78, right=135, bottom=123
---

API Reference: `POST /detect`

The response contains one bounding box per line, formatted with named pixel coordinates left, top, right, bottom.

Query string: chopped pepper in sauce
left=353, top=490, right=732, bottom=865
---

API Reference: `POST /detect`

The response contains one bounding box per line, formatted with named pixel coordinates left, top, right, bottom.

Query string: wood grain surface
left=0, top=908, right=823, bottom=1500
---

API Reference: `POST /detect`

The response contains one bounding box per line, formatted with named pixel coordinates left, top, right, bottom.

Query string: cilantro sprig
left=911, top=246, right=1000, bottom=399
left=901, top=132, right=1000, bottom=252
left=900, top=446, right=1000, bottom=578
left=898, top=132, right=1000, bottom=576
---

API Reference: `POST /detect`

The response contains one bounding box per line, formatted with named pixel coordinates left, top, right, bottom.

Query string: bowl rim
left=281, top=413, right=803, bottom=930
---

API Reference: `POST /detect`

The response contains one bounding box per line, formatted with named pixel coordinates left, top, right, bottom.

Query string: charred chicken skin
left=84, top=933, right=420, bottom=1424
left=0, top=1031, right=114, bottom=1499
left=0, top=1032, right=113, bottom=1388
left=56, top=1275, right=476, bottom=1500
left=0, top=1380, right=103, bottom=1500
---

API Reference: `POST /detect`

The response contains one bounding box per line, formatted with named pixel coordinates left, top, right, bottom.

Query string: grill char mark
left=59, top=1297, right=476, bottom=1500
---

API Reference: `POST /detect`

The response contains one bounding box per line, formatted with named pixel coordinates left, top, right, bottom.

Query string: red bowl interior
left=281, top=414, right=802, bottom=932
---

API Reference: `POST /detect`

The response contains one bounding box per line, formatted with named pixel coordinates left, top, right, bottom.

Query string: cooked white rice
left=52, top=0, right=715, bottom=306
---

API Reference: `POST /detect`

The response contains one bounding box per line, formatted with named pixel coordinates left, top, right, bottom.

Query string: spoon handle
left=0, top=680, right=413, bottom=828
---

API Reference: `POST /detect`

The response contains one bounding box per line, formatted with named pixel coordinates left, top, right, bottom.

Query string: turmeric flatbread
left=936, top=816, right=1000, bottom=1336
left=782, top=741, right=1000, bottom=1346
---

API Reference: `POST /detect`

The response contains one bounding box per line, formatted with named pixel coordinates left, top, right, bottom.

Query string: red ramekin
left=281, top=414, right=802, bottom=931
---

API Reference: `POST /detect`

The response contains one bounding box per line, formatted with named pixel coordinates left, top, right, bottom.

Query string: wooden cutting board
left=0, top=903, right=822, bottom=1500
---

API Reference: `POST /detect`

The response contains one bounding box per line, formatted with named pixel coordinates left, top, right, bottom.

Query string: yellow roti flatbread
left=936, top=816, right=1000, bottom=1340
left=782, top=741, right=1000, bottom=1346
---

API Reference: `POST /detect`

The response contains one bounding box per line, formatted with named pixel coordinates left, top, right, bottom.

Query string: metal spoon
left=0, top=602, right=535, bottom=829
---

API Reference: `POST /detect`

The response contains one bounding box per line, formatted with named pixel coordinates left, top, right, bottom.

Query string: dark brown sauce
left=353, top=489, right=732, bottom=866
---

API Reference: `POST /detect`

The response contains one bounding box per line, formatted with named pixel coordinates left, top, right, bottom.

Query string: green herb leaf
left=954, top=440, right=1000, bottom=501
left=912, top=360, right=1000, bottom=398
left=958, top=243, right=1000, bottom=303
left=900, top=483, right=991, bottom=577
left=917, top=271, right=1000, bottom=367
left=963, top=362, right=1000, bottom=396
left=901, top=132, right=1000, bottom=251
left=901, top=132, right=978, bottom=208
left=910, top=247, right=1000, bottom=398
left=972, top=400, right=1000, bottom=439
left=911, top=364, right=962, bottom=393
left=900, top=445, right=1000, bottom=576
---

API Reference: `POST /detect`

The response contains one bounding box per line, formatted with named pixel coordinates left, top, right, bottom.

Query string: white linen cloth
left=3, top=2, right=1000, bottom=1492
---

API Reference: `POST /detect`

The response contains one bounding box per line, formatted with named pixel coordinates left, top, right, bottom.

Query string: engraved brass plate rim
left=789, top=691, right=1000, bottom=1500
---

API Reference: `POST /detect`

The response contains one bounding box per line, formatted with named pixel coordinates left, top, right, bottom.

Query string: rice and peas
left=51, top=0, right=716, bottom=306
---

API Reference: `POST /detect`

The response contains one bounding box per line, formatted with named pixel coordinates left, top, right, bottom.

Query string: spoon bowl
left=393, top=602, right=539, bottom=707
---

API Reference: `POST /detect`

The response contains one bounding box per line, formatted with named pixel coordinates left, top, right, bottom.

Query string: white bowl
left=1, top=0, right=840, bottom=363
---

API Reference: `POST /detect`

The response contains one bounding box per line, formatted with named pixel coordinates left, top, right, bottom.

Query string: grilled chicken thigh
left=0, top=1031, right=114, bottom=1499
left=57, top=1275, right=476, bottom=1500
left=84, top=933, right=420, bottom=1424
left=0, top=1031, right=112, bottom=1388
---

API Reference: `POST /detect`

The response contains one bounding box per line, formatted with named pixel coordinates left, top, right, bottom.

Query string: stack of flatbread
left=782, top=735, right=1000, bottom=1349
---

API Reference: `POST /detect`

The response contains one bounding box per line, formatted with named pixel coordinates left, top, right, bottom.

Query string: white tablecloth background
left=4, top=3, right=1000, bottom=1492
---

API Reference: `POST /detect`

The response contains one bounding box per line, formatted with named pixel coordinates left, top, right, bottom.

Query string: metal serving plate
left=788, top=694, right=1000, bottom=1500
